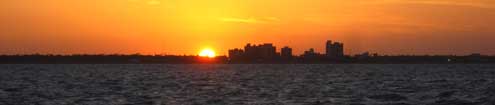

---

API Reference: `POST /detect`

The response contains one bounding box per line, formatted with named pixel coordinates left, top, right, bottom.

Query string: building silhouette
left=245, top=43, right=277, bottom=61
left=3, top=39, right=494, bottom=64
left=303, top=48, right=319, bottom=57
left=228, top=48, right=244, bottom=61
left=280, top=46, right=292, bottom=58
left=281, top=46, right=293, bottom=59
left=229, top=43, right=279, bottom=62
left=326, top=40, right=344, bottom=58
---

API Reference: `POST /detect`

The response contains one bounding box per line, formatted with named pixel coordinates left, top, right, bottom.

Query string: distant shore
left=1, top=54, right=494, bottom=64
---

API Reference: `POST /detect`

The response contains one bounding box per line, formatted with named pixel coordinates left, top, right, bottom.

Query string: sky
left=1, top=0, right=494, bottom=55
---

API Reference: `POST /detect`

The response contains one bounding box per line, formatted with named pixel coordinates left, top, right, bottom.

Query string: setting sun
left=199, top=48, right=216, bottom=58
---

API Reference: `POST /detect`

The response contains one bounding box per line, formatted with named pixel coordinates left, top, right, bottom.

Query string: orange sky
left=1, top=0, right=494, bottom=55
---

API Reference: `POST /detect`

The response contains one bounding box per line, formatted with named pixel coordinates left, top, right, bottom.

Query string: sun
left=199, top=48, right=216, bottom=58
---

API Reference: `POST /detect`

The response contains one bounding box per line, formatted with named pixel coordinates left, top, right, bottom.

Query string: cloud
left=376, top=0, right=494, bottom=9
left=147, top=0, right=161, bottom=5
left=218, top=17, right=280, bottom=23
left=263, top=17, right=280, bottom=21
left=128, top=0, right=162, bottom=6
left=219, top=17, right=258, bottom=23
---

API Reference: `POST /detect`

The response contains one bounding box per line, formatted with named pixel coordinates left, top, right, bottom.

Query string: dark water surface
left=0, top=64, right=494, bottom=105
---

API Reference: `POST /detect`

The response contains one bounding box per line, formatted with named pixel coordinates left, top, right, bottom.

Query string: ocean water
left=0, top=64, right=494, bottom=105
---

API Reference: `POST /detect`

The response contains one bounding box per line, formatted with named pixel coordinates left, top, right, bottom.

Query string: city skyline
left=1, top=0, right=495, bottom=55
left=3, top=40, right=493, bottom=64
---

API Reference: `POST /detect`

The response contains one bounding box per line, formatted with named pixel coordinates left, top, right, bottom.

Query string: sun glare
left=199, top=48, right=216, bottom=58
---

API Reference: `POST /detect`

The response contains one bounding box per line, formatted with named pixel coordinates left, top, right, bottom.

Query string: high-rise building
left=304, top=48, right=318, bottom=57
left=243, top=43, right=277, bottom=61
left=335, top=42, right=344, bottom=57
left=228, top=48, right=244, bottom=60
left=258, top=43, right=277, bottom=60
left=326, top=40, right=344, bottom=58
left=326, top=40, right=333, bottom=56
left=281, top=46, right=293, bottom=59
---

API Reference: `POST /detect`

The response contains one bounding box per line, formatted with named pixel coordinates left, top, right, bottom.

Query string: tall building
left=335, top=42, right=344, bottom=57
left=326, top=40, right=333, bottom=56
left=244, top=43, right=277, bottom=61
left=228, top=48, right=244, bottom=60
left=258, top=43, right=277, bottom=60
left=326, top=40, right=344, bottom=58
left=303, top=48, right=318, bottom=57
left=281, top=46, right=293, bottom=59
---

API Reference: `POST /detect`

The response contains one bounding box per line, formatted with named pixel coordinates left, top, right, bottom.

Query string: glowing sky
left=1, top=0, right=494, bottom=55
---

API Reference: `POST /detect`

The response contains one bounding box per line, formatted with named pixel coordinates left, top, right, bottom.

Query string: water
left=0, top=64, right=494, bottom=105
